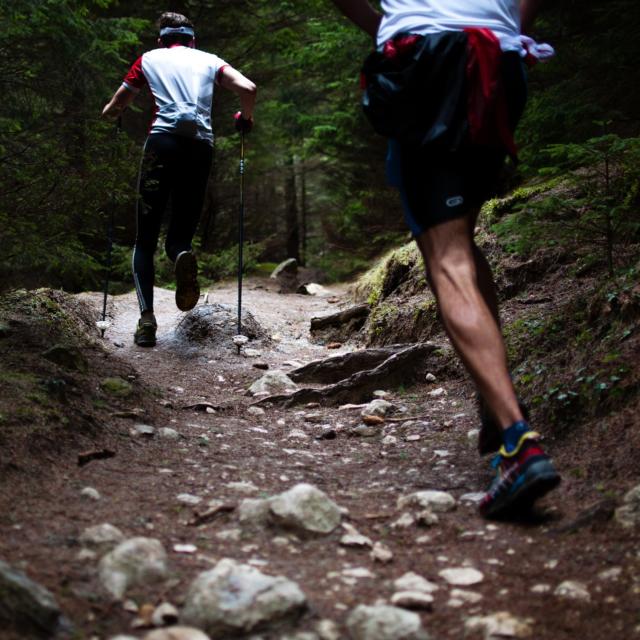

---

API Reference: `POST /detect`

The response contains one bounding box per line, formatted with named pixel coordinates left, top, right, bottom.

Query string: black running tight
left=133, top=133, right=212, bottom=313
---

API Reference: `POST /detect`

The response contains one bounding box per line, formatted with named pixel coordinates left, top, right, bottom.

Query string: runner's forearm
left=520, top=0, right=545, bottom=34
left=102, top=85, right=134, bottom=119
left=219, top=67, right=257, bottom=120
left=331, top=0, right=382, bottom=38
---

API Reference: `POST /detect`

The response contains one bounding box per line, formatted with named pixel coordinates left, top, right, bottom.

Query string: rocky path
left=1, top=278, right=639, bottom=640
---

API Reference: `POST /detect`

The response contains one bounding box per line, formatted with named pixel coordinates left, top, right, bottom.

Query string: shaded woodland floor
left=0, top=272, right=639, bottom=639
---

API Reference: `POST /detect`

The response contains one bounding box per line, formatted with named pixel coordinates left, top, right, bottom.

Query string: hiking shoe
left=175, top=250, right=200, bottom=312
left=134, top=321, right=157, bottom=347
left=479, top=430, right=561, bottom=519
left=477, top=396, right=530, bottom=455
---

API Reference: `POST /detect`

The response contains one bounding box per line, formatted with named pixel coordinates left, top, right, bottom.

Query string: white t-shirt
left=377, top=0, right=523, bottom=53
left=123, top=45, right=228, bottom=145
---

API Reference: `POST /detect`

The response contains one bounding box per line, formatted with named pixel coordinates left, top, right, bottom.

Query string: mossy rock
left=42, top=344, right=87, bottom=372
left=100, top=377, right=133, bottom=398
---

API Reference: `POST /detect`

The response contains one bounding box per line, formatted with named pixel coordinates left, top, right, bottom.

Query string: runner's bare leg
left=415, top=213, right=523, bottom=429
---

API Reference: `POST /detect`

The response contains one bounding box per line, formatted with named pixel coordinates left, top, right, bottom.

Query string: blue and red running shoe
left=479, top=428, right=561, bottom=519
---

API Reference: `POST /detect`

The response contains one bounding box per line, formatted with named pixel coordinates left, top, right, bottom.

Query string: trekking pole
left=232, top=129, right=248, bottom=354
left=96, top=115, right=122, bottom=338
left=237, top=130, right=245, bottom=334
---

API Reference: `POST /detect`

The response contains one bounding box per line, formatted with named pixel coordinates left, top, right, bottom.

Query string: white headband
left=159, top=26, right=195, bottom=38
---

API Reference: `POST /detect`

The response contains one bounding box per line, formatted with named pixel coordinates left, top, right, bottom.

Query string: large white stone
left=397, top=491, right=456, bottom=513
left=99, top=537, right=168, bottom=599
left=248, top=371, right=297, bottom=396
left=346, top=604, right=429, bottom=640
left=181, top=559, right=306, bottom=636
left=269, top=483, right=342, bottom=535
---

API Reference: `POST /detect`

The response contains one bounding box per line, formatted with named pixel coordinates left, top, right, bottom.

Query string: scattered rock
left=131, top=424, right=156, bottom=438
left=554, top=580, right=590, bottom=602
left=80, top=486, right=101, bottom=501
left=598, top=567, right=622, bottom=581
left=238, top=498, right=271, bottom=527
left=243, top=348, right=262, bottom=358
left=361, top=399, right=395, bottom=418
left=340, top=523, right=373, bottom=548
left=177, top=493, right=202, bottom=506
left=346, top=604, right=429, bottom=640
left=393, top=573, right=439, bottom=594
left=464, top=612, right=532, bottom=638
left=173, top=544, right=197, bottom=554
left=288, top=429, right=309, bottom=440
left=99, top=537, right=168, bottom=599
left=79, top=524, right=125, bottom=552
left=438, top=567, right=484, bottom=586
left=271, top=258, right=300, bottom=293
left=415, top=510, right=439, bottom=527
left=0, top=559, right=62, bottom=637
left=370, top=542, right=394, bottom=563
left=615, top=484, right=640, bottom=528
left=424, top=373, right=436, bottom=383
left=101, top=377, right=133, bottom=398
left=144, top=628, right=210, bottom=640
left=181, top=558, right=306, bottom=636
left=42, top=343, right=87, bottom=371
left=391, top=513, right=416, bottom=529
left=530, top=584, right=551, bottom=594
left=316, top=618, right=341, bottom=640
left=269, top=483, right=342, bottom=535
left=225, top=481, right=259, bottom=493
left=151, top=602, right=179, bottom=627
left=381, top=435, right=398, bottom=446
left=248, top=370, right=298, bottom=396
left=390, top=591, right=434, bottom=610
left=427, top=387, right=446, bottom=397
left=247, top=406, right=266, bottom=416
left=351, top=424, right=380, bottom=437
left=298, top=282, right=332, bottom=297
left=158, top=427, right=180, bottom=440
left=447, top=589, right=482, bottom=607
left=397, top=491, right=456, bottom=513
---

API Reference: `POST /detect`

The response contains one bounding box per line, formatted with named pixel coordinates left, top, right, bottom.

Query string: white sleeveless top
left=377, top=0, right=523, bottom=53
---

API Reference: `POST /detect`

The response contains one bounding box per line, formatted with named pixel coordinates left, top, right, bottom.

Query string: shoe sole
left=175, top=252, right=200, bottom=312
left=134, top=335, right=156, bottom=347
left=480, top=460, right=561, bottom=519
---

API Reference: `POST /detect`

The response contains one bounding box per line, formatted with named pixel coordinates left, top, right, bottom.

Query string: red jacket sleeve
left=122, top=56, right=147, bottom=93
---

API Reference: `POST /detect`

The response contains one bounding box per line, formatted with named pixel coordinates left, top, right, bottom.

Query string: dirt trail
left=1, top=278, right=638, bottom=640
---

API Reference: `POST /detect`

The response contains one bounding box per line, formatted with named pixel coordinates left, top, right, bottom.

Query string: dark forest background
left=1, top=0, right=639, bottom=292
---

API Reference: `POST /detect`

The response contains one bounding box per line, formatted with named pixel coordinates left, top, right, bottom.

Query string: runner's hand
left=234, top=111, right=253, bottom=133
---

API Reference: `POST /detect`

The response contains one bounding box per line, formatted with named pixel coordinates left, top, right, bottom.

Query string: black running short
left=386, top=51, right=527, bottom=235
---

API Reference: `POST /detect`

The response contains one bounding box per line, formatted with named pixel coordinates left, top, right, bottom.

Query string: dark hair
left=157, top=12, right=195, bottom=47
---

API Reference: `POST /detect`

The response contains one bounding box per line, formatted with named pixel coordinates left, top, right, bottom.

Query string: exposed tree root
left=288, top=344, right=413, bottom=384
left=257, top=342, right=438, bottom=408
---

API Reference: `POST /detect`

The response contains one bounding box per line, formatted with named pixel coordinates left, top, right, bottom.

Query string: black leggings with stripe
left=133, top=133, right=212, bottom=313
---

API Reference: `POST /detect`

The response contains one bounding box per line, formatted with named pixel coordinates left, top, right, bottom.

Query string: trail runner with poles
left=330, top=0, right=560, bottom=518
left=102, top=12, right=256, bottom=347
